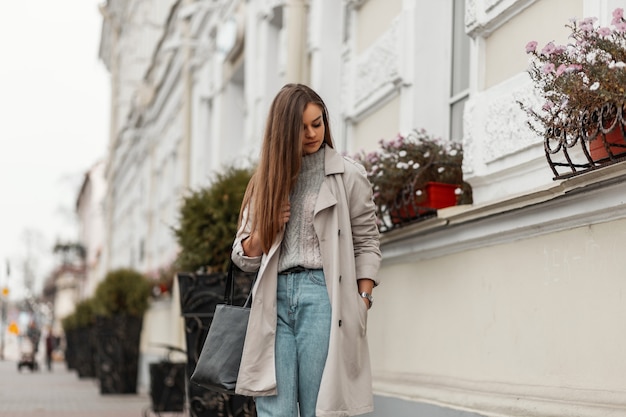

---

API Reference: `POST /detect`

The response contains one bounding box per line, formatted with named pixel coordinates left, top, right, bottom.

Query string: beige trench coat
left=231, top=146, right=381, bottom=416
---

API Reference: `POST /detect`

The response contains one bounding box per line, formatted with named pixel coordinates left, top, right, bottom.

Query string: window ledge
left=380, top=160, right=626, bottom=264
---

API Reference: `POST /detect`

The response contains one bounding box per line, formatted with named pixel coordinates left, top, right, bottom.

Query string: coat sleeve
left=342, top=158, right=382, bottom=285
left=231, top=205, right=262, bottom=272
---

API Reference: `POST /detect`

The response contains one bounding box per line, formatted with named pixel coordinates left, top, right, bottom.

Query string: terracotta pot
left=390, top=182, right=459, bottom=224
left=589, top=125, right=626, bottom=161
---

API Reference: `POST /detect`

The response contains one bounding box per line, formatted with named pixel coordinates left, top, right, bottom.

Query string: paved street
left=0, top=355, right=154, bottom=417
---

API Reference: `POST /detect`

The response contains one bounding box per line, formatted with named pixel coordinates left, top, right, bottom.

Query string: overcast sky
left=0, top=0, right=109, bottom=298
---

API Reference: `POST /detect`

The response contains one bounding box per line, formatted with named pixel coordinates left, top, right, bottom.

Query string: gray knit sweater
left=278, top=146, right=325, bottom=272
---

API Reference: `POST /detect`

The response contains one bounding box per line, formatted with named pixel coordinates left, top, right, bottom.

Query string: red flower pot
left=589, top=126, right=626, bottom=161
left=390, top=182, right=459, bottom=224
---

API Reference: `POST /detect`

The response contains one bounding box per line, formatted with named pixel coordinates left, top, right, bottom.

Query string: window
left=450, top=0, right=470, bottom=142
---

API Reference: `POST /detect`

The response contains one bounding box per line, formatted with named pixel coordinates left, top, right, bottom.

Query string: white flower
left=589, top=81, right=600, bottom=90
left=398, top=150, right=407, bottom=157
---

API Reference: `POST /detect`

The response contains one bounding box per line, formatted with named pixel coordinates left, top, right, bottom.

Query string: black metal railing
left=544, top=102, right=626, bottom=180
left=177, top=270, right=256, bottom=417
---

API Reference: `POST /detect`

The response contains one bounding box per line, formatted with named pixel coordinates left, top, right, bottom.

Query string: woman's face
left=301, top=103, right=325, bottom=155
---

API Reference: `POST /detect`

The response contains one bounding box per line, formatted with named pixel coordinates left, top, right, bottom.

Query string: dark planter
left=64, top=328, right=77, bottom=371
left=95, top=314, right=143, bottom=394
left=177, top=270, right=256, bottom=417
left=149, top=361, right=186, bottom=412
left=75, top=325, right=97, bottom=378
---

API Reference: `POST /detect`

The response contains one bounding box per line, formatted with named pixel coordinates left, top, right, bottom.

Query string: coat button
left=338, top=320, right=342, bottom=327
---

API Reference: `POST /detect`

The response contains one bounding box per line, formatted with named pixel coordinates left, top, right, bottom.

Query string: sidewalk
left=0, top=357, right=152, bottom=417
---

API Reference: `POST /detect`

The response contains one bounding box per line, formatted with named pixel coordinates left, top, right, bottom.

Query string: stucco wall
left=484, top=0, right=582, bottom=89
left=352, top=94, right=401, bottom=152
left=369, top=215, right=626, bottom=415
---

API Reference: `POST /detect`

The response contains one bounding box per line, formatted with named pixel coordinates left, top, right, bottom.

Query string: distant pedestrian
left=45, top=330, right=56, bottom=371
left=26, top=320, right=41, bottom=355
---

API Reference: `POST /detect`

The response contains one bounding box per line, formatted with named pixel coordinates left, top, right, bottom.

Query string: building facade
left=75, top=160, right=107, bottom=298
left=95, top=0, right=626, bottom=415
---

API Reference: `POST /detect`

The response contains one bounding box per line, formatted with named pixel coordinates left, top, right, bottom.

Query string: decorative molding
left=353, top=17, right=401, bottom=113
left=462, top=98, right=476, bottom=174
left=464, top=73, right=542, bottom=166
left=374, top=371, right=626, bottom=417
left=465, top=0, right=478, bottom=29
left=466, top=0, right=537, bottom=38
left=485, top=0, right=504, bottom=12
left=482, top=86, right=540, bottom=162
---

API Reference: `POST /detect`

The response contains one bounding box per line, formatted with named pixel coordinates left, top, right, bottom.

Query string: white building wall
left=53, top=272, right=79, bottom=323
left=76, top=160, right=107, bottom=297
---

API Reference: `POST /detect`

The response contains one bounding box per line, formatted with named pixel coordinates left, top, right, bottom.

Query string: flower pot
left=589, top=126, right=626, bottom=161
left=390, top=182, right=459, bottom=224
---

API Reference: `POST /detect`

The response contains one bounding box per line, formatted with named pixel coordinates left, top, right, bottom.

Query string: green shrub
left=74, top=298, right=97, bottom=327
left=93, top=268, right=152, bottom=317
left=173, top=165, right=253, bottom=273
left=62, top=312, right=78, bottom=332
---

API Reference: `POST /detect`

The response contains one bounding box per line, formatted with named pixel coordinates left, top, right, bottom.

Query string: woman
left=232, top=83, right=381, bottom=417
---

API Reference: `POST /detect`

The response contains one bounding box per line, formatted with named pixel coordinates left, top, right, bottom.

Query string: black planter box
left=64, top=328, right=77, bottom=371
left=95, top=314, right=143, bottom=394
left=75, top=325, right=97, bottom=378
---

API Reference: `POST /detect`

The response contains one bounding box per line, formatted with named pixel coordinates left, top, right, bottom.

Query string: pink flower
left=579, top=17, right=597, bottom=33
left=615, top=21, right=626, bottom=33
left=542, top=63, right=555, bottom=74
left=598, top=27, right=612, bottom=37
left=612, top=8, right=624, bottom=25
left=541, top=41, right=556, bottom=56
left=553, top=45, right=566, bottom=54
left=556, top=63, right=567, bottom=76
left=525, top=41, right=538, bottom=53
left=542, top=101, right=554, bottom=111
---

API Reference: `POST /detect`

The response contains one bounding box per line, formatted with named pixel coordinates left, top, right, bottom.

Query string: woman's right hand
left=242, top=202, right=290, bottom=257
left=242, top=233, right=263, bottom=257
left=281, top=202, right=291, bottom=227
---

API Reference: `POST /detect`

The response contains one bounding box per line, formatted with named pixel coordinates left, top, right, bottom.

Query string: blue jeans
left=255, top=269, right=332, bottom=417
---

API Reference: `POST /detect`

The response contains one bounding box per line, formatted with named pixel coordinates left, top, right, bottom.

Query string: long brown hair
left=239, top=84, right=335, bottom=253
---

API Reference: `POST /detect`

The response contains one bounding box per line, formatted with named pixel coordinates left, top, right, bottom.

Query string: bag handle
left=225, top=260, right=254, bottom=308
